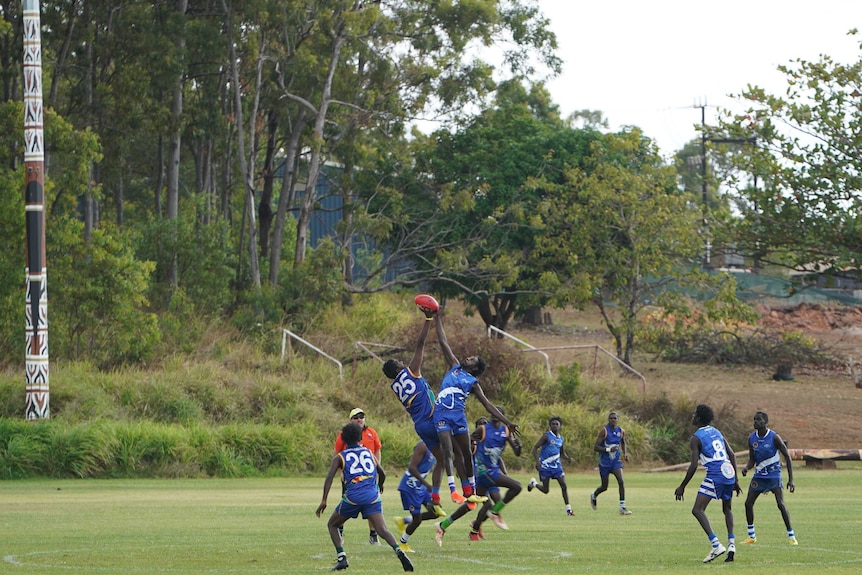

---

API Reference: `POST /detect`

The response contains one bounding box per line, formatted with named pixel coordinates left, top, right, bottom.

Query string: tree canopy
left=711, top=30, right=862, bottom=279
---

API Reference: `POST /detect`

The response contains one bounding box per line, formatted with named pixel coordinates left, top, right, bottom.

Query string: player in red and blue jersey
left=528, top=416, right=574, bottom=515
left=316, top=423, right=414, bottom=572
left=675, top=404, right=742, bottom=564
left=590, top=412, right=632, bottom=515
left=383, top=309, right=449, bottom=512
left=740, top=411, right=797, bottom=545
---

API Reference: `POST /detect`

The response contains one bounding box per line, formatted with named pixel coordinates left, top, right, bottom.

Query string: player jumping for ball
left=432, top=311, right=519, bottom=503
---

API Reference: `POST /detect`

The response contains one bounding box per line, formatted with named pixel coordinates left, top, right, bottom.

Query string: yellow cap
left=349, top=408, right=365, bottom=419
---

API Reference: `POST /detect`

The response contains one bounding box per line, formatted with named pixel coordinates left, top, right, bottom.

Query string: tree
left=533, top=129, right=703, bottom=365
left=384, top=81, right=599, bottom=331
left=711, top=31, right=862, bottom=277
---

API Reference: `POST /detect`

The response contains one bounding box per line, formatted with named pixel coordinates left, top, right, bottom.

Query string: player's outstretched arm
left=434, top=313, right=459, bottom=368
left=473, top=384, right=515, bottom=430
left=408, top=313, right=434, bottom=375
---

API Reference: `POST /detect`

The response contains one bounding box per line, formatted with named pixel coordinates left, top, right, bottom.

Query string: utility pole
left=695, top=99, right=757, bottom=269
left=695, top=100, right=710, bottom=268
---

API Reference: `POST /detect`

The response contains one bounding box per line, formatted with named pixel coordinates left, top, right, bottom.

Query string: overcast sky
left=538, top=0, right=861, bottom=157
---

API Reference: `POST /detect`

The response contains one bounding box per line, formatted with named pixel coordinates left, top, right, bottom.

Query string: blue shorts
left=698, top=477, right=735, bottom=501
left=599, top=461, right=623, bottom=477
left=415, top=418, right=441, bottom=450
left=476, top=467, right=503, bottom=490
left=400, top=488, right=432, bottom=515
left=336, top=498, right=382, bottom=519
left=434, top=410, right=468, bottom=436
left=749, top=477, right=783, bottom=493
left=539, top=466, right=564, bottom=482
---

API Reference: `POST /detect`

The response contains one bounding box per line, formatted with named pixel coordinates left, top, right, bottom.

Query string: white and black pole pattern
left=23, top=0, right=49, bottom=420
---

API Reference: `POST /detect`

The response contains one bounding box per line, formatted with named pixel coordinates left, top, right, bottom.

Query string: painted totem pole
left=23, top=0, right=49, bottom=420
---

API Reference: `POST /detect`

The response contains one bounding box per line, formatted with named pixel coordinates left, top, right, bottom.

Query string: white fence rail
left=487, top=325, right=551, bottom=374
left=487, top=327, right=647, bottom=396
left=281, top=329, right=343, bottom=380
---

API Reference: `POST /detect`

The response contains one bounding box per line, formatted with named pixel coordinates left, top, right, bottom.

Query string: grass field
left=1, top=466, right=861, bottom=574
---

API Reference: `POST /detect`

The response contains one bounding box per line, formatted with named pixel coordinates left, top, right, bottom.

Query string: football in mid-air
left=414, top=294, right=440, bottom=314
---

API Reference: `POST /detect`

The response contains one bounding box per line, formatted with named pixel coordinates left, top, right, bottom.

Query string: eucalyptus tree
left=533, top=130, right=703, bottom=365
left=260, top=0, right=561, bottom=283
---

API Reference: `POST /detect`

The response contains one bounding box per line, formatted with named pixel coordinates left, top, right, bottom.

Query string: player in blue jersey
left=740, top=411, right=797, bottom=545
left=316, top=423, right=414, bottom=572
left=469, top=408, right=523, bottom=533
left=383, top=309, right=449, bottom=512
left=434, top=412, right=523, bottom=546
left=527, top=416, right=575, bottom=515
left=432, top=312, right=518, bottom=503
left=393, top=441, right=442, bottom=552
left=590, top=411, right=632, bottom=515
left=675, top=404, right=742, bottom=563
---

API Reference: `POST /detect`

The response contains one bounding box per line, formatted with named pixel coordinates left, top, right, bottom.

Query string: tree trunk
left=269, top=108, right=306, bottom=286
left=165, top=0, right=188, bottom=288
left=477, top=293, right=517, bottom=332
left=595, top=296, right=624, bottom=360
left=223, top=0, right=261, bottom=288
left=258, top=110, right=278, bottom=260
left=522, top=306, right=543, bottom=325
left=294, top=26, right=344, bottom=267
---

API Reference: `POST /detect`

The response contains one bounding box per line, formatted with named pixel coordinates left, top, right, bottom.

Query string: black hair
left=382, top=359, right=401, bottom=379
left=474, top=357, right=487, bottom=377
left=755, top=410, right=769, bottom=423
left=549, top=416, right=562, bottom=425
left=341, top=422, right=362, bottom=445
left=695, top=404, right=714, bottom=426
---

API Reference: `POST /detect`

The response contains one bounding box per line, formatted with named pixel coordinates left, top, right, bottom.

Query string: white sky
left=539, top=0, right=861, bottom=157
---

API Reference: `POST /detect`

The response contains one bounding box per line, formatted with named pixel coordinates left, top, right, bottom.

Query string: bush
left=0, top=295, right=756, bottom=478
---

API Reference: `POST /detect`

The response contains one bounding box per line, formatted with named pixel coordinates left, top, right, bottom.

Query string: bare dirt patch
left=501, top=305, right=862, bottom=449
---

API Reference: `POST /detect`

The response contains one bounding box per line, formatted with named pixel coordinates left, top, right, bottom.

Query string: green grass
left=1, top=466, right=861, bottom=574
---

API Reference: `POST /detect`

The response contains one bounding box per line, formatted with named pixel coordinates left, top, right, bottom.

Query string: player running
left=590, top=411, right=632, bottom=515
left=434, top=412, right=523, bottom=545
left=528, top=416, right=575, bottom=515
left=316, top=422, right=414, bottom=572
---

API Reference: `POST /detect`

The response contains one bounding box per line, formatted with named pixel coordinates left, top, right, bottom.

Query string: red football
left=414, top=294, right=440, bottom=313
